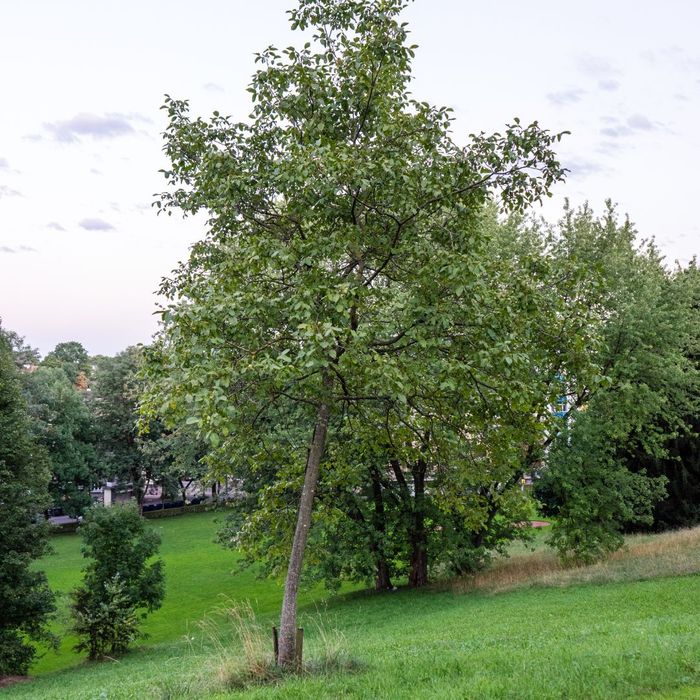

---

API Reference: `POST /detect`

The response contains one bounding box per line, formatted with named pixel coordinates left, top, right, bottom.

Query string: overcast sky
left=1, top=0, right=698, bottom=356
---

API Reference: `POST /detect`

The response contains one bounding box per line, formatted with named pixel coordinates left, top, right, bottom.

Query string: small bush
left=70, top=504, right=164, bottom=660
left=71, top=575, right=141, bottom=660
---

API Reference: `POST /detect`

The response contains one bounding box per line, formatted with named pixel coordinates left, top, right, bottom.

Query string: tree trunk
left=370, top=467, right=393, bottom=590
left=135, top=474, right=146, bottom=515
left=277, top=399, right=331, bottom=666
left=375, top=557, right=393, bottom=591
left=408, top=460, right=428, bottom=587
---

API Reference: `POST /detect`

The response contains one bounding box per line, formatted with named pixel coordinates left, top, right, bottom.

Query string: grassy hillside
left=7, top=514, right=700, bottom=699
left=32, top=511, right=349, bottom=675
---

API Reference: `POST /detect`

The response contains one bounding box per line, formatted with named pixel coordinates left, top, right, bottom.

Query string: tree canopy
left=23, top=365, right=97, bottom=516
left=0, top=336, right=55, bottom=676
left=146, top=0, right=567, bottom=665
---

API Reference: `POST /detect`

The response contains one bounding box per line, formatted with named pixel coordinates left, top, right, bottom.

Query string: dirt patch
left=530, top=520, right=551, bottom=528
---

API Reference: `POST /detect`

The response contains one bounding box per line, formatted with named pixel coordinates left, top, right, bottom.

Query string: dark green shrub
left=0, top=333, right=55, bottom=675
left=71, top=575, right=140, bottom=659
left=70, top=504, right=164, bottom=660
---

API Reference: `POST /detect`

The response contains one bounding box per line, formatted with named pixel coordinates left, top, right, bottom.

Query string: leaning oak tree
left=146, top=0, right=566, bottom=666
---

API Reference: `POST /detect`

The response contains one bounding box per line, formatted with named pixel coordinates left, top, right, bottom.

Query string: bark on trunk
left=135, top=476, right=146, bottom=516
left=277, top=399, right=331, bottom=666
left=408, top=460, right=428, bottom=588
left=375, top=557, right=393, bottom=591
left=371, top=467, right=393, bottom=590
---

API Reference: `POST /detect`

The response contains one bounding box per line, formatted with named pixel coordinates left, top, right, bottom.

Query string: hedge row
left=48, top=502, right=220, bottom=533
left=141, top=502, right=213, bottom=519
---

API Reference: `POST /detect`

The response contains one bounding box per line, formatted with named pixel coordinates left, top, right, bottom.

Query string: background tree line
left=0, top=333, right=170, bottom=675
left=0, top=331, right=208, bottom=517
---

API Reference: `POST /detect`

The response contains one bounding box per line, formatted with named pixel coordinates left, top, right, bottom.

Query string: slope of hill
left=5, top=515, right=699, bottom=699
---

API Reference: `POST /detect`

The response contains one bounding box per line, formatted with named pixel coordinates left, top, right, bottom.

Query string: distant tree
left=0, top=336, right=55, bottom=676
left=139, top=426, right=208, bottom=504
left=70, top=505, right=164, bottom=660
left=22, top=366, right=98, bottom=516
left=43, top=341, right=90, bottom=385
left=92, top=347, right=205, bottom=510
left=0, top=320, right=40, bottom=369
left=539, top=219, right=698, bottom=561
left=621, top=261, right=700, bottom=530
left=92, top=347, right=151, bottom=508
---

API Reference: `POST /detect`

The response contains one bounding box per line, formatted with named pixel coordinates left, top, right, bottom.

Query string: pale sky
left=1, top=1, right=698, bottom=356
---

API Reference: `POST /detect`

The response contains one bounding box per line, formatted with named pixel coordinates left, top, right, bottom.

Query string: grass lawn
left=7, top=513, right=700, bottom=699
left=32, top=510, right=346, bottom=675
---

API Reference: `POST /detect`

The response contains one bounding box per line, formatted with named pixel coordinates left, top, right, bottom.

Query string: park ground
left=4, top=511, right=700, bottom=699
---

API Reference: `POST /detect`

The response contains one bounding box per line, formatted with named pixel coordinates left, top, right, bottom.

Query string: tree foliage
left=70, top=505, right=164, bottom=660
left=617, top=261, right=700, bottom=531
left=146, top=0, right=566, bottom=665
left=42, top=341, right=90, bottom=385
left=0, top=336, right=55, bottom=676
left=532, top=210, right=699, bottom=561
left=93, top=347, right=207, bottom=507
left=23, top=366, right=98, bottom=516
left=0, top=320, right=40, bottom=369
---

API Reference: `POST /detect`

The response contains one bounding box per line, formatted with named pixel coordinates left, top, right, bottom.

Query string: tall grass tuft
left=196, top=600, right=280, bottom=690
left=155, top=599, right=360, bottom=697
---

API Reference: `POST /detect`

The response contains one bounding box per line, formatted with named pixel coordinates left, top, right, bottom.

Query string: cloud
left=47, top=221, right=66, bottom=231
left=79, top=217, right=115, bottom=231
left=595, top=140, right=623, bottom=156
left=598, top=79, right=620, bottom=92
left=642, top=47, right=700, bottom=72
left=43, top=112, right=148, bottom=143
left=627, top=114, right=656, bottom=131
left=90, top=168, right=103, bottom=175
left=566, top=159, right=607, bottom=178
left=599, top=114, right=662, bottom=140
left=0, top=158, right=9, bottom=170
left=203, top=82, right=224, bottom=92
left=576, top=54, right=618, bottom=77
left=546, top=88, right=585, bottom=106
left=0, top=185, right=22, bottom=198
left=0, top=245, right=36, bottom=254
left=600, top=125, right=632, bottom=139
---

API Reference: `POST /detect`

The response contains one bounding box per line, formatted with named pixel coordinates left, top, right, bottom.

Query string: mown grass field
left=30, top=511, right=344, bottom=676
left=7, top=512, right=700, bottom=699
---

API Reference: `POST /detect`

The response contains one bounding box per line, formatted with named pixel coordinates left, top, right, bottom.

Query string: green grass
left=32, top=511, right=346, bottom=675
left=6, top=514, right=700, bottom=699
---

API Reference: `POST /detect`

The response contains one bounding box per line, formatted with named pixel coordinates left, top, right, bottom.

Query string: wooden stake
left=272, top=626, right=279, bottom=663
left=295, top=627, right=304, bottom=671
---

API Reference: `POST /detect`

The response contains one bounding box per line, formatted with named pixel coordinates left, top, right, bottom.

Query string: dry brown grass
left=452, top=525, right=700, bottom=595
